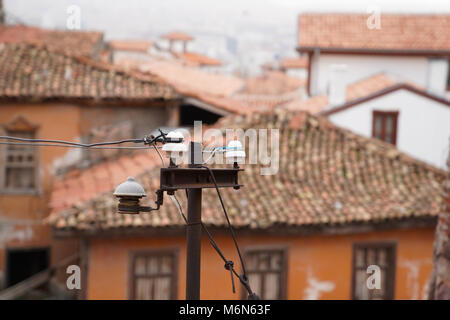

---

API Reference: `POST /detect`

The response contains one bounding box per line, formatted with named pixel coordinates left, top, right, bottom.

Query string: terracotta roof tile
left=195, top=91, right=301, bottom=114
left=140, top=60, right=244, bottom=97
left=280, top=57, right=309, bottom=69
left=242, top=71, right=306, bottom=95
left=162, top=32, right=194, bottom=42
left=298, top=13, right=450, bottom=52
left=175, top=51, right=222, bottom=67
left=0, top=24, right=103, bottom=57
left=282, top=73, right=398, bottom=113
left=47, top=110, right=446, bottom=231
left=108, top=40, right=153, bottom=52
left=0, top=43, right=177, bottom=101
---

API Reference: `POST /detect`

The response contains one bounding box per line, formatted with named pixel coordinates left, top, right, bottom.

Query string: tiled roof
left=109, top=40, right=153, bottom=52
left=162, top=31, right=194, bottom=42
left=242, top=71, right=306, bottom=95
left=282, top=73, right=398, bottom=113
left=298, top=13, right=450, bottom=52
left=47, top=110, right=446, bottom=231
left=0, top=24, right=104, bottom=57
left=194, top=92, right=300, bottom=114
left=176, top=51, right=222, bottom=67
left=280, top=57, right=309, bottom=69
left=0, top=43, right=177, bottom=101
left=140, top=60, right=244, bottom=97
left=123, top=59, right=303, bottom=114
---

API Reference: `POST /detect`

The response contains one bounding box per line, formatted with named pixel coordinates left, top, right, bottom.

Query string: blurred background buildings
left=0, top=0, right=449, bottom=300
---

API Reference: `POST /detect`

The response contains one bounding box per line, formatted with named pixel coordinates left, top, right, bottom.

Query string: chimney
left=427, top=58, right=448, bottom=97
left=328, top=64, right=348, bottom=106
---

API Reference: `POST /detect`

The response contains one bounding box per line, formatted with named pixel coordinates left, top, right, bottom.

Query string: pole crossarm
left=159, top=167, right=243, bottom=192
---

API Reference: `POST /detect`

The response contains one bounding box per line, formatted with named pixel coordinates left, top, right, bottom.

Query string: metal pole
left=186, top=141, right=203, bottom=300
left=185, top=188, right=202, bottom=300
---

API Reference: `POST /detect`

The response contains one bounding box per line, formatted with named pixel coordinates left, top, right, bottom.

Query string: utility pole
left=115, top=139, right=243, bottom=300
left=157, top=141, right=243, bottom=300
left=185, top=142, right=203, bottom=300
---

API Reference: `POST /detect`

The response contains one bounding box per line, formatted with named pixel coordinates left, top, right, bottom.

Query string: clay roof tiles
left=0, top=43, right=178, bottom=101
left=0, top=24, right=104, bottom=57
left=298, top=13, right=450, bottom=52
left=47, top=110, right=446, bottom=232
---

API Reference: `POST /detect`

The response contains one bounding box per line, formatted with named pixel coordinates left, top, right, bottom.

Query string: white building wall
left=313, top=54, right=430, bottom=96
left=328, top=89, right=450, bottom=169
left=427, top=58, right=449, bottom=96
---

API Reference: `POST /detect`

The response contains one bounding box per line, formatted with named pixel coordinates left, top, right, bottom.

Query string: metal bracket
left=159, top=167, right=243, bottom=193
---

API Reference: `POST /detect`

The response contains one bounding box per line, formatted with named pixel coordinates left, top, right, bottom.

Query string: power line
left=0, top=142, right=157, bottom=150
left=170, top=192, right=258, bottom=299
left=0, top=136, right=144, bottom=147
left=202, top=165, right=247, bottom=277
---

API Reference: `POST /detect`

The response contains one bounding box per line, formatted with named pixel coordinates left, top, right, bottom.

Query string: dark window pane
left=4, top=130, right=37, bottom=191
left=385, top=116, right=394, bottom=135
left=246, top=250, right=285, bottom=300
left=374, top=115, right=383, bottom=139
left=6, top=168, right=35, bottom=189
left=264, top=273, right=280, bottom=299
left=372, top=112, right=397, bottom=145
left=132, top=253, right=175, bottom=300
left=352, top=244, right=396, bottom=300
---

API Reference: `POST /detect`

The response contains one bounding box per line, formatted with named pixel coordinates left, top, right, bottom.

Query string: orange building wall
left=0, top=101, right=173, bottom=287
left=87, top=227, right=434, bottom=300
left=0, top=103, right=82, bottom=280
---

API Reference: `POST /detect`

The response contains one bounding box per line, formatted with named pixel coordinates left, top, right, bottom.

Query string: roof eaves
left=320, top=84, right=450, bottom=117
left=296, top=46, right=450, bottom=57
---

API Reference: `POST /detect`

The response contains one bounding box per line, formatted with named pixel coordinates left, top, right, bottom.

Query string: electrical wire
left=201, top=165, right=247, bottom=277
left=170, top=193, right=257, bottom=299
left=0, top=136, right=144, bottom=147
left=153, top=142, right=166, bottom=167
left=202, top=147, right=225, bottom=164
left=0, top=133, right=256, bottom=296
left=0, top=141, right=158, bottom=150
left=169, top=194, right=187, bottom=224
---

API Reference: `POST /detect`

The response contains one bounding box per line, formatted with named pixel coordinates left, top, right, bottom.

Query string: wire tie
left=224, top=260, right=235, bottom=293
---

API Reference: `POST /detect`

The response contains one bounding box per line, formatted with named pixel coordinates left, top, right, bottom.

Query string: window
left=447, top=60, right=450, bottom=90
left=352, top=242, right=396, bottom=300
left=244, top=248, right=287, bottom=300
left=372, top=111, right=399, bottom=145
left=0, top=116, right=39, bottom=193
left=130, top=250, right=178, bottom=300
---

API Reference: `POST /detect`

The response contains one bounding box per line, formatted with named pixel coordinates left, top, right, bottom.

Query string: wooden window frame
left=241, top=245, right=289, bottom=300
left=0, top=116, right=40, bottom=195
left=128, top=248, right=179, bottom=300
left=351, top=241, right=397, bottom=300
left=371, top=111, right=399, bottom=146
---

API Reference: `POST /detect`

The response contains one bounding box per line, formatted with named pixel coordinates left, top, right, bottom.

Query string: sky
left=4, top=0, right=450, bottom=74
left=5, top=0, right=450, bottom=36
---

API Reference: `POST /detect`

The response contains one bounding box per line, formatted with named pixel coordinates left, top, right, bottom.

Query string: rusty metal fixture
left=114, top=177, right=163, bottom=214
left=159, top=167, right=242, bottom=192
